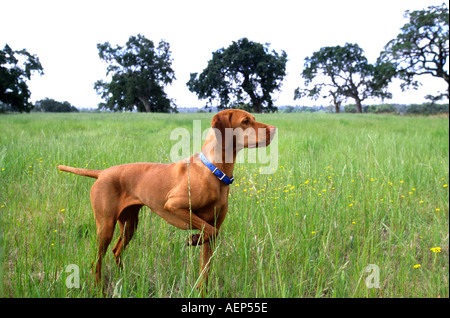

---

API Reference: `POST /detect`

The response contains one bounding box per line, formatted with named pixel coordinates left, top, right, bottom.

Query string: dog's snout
left=268, top=125, right=276, bottom=133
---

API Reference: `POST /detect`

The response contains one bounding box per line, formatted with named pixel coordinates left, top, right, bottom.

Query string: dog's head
left=211, top=109, right=276, bottom=152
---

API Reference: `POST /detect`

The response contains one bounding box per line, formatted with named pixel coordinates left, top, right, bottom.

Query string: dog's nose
left=268, top=125, right=276, bottom=133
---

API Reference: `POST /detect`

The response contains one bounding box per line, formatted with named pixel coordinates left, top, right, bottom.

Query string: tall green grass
left=0, top=112, right=448, bottom=297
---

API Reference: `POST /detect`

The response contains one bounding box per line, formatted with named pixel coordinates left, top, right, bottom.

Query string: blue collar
left=199, top=152, right=234, bottom=185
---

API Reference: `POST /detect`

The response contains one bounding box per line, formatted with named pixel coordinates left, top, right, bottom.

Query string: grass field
left=0, top=112, right=448, bottom=298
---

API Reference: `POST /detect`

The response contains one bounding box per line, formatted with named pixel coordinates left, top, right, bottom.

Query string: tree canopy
left=382, top=3, right=449, bottom=98
left=295, top=43, right=395, bottom=113
left=187, top=38, right=287, bottom=113
left=0, top=44, right=43, bottom=112
left=94, top=34, right=176, bottom=113
left=35, top=98, right=78, bottom=112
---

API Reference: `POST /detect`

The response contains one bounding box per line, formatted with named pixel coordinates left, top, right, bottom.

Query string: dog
left=58, top=109, right=276, bottom=295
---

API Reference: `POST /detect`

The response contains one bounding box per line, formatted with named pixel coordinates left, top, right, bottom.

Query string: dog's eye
left=242, top=118, right=249, bottom=124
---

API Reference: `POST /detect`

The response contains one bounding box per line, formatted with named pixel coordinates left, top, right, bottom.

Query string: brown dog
left=58, top=109, right=276, bottom=295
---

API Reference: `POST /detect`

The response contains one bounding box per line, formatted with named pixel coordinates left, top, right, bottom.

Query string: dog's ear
left=211, top=112, right=232, bottom=148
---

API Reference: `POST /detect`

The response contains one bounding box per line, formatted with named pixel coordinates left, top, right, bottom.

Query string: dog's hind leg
left=90, top=181, right=121, bottom=285
left=112, top=205, right=142, bottom=269
left=93, top=218, right=116, bottom=285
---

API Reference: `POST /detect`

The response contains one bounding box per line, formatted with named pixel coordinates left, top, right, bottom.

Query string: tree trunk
left=252, top=99, right=263, bottom=113
left=329, top=90, right=342, bottom=113
left=331, top=93, right=341, bottom=113
left=354, top=97, right=362, bottom=113
left=138, top=97, right=151, bottom=112
left=335, top=103, right=341, bottom=113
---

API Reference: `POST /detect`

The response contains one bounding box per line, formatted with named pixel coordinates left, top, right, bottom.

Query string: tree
left=382, top=3, right=449, bottom=98
left=94, top=34, right=176, bottom=113
left=295, top=83, right=345, bottom=113
left=0, top=44, right=43, bottom=112
left=35, top=98, right=78, bottom=112
left=187, top=38, right=287, bottom=113
left=295, top=43, right=395, bottom=113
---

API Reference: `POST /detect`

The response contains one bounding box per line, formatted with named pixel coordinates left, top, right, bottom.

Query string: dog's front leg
left=163, top=199, right=219, bottom=243
left=196, top=241, right=214, bottom=297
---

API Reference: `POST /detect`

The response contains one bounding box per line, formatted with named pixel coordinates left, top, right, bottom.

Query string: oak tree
left=382, top=3, right=449, bottom=98
left=295, top=43, right=395, bottom=113
left=0, top=44, right=43, bottom=112
left=187, top=38, right=287, bottom=113
left=95, top=34, right=176, bottom=112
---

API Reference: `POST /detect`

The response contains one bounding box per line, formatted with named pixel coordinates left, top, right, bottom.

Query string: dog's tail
left=58, top=165, right=102, bottom=179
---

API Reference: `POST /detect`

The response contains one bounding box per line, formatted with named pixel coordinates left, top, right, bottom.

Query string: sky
left=1, top=0, right=448, bottom=109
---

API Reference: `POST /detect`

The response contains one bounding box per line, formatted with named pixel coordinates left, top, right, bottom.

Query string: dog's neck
left=200, top=128, right=237, bottom=179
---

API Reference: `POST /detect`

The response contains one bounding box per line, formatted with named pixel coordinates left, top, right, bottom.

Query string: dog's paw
left=186, top=234, right=201, bottom=246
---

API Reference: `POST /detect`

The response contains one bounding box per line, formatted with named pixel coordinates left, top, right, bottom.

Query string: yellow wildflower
left=430, top=247, right=441, bottom=253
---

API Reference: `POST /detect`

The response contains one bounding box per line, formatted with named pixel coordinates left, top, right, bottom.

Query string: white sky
left=1, top=0, right=448, bottom=109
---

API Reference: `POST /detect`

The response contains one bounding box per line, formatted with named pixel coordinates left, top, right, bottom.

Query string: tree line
left=1, top=3, right=448, bottom=114
left=280, top=102, right=449, bottom=115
